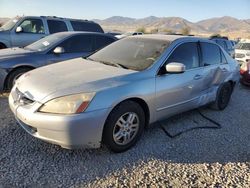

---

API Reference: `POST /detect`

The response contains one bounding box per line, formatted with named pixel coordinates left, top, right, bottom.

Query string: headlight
left=39, top=93, right=95, bottom=114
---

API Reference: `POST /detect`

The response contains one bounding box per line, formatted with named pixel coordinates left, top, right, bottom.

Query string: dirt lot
left=0, top=85, right=249, bottom=187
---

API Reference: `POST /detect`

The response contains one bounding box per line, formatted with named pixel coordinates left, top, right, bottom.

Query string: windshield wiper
left=113, top=63, right=129, bottom=69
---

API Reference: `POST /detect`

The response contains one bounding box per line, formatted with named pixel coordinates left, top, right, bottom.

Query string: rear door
left=155, top=42, right=205, bottom=120
left=45, top=34, right=94, bottom=65
left=199, top=42, right=230, bottom=97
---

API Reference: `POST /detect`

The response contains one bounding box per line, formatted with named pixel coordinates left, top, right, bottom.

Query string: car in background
left=240, top=60, right=250, bottom=86
left=235, top=40, right=250, bottom=65
left=9, top=35, right=239, bottom=152
left=0, top=31, right=117, bottom=91
left=132, top=32, right=144, bottom=35
left=210, top=37, right=235, bottom=58
left=0, top=16, right=104, bottom=49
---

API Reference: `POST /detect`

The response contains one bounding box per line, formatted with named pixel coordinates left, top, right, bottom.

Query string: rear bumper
left=9, top=92, right=111, bottom=149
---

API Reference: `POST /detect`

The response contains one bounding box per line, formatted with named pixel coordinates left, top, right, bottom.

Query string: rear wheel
left=6, top=68, right=32, bottom=90
left=211, top=82, right=232, bottom=110
left=103, top=101, right=145, bottom=152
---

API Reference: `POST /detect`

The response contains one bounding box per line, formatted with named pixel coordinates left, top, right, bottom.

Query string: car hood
left=0, top=47, right=36, bottom=61
left=16, top=58, right=137, bottom=102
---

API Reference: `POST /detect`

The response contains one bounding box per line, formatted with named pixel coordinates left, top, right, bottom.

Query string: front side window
left=166, top=42, right=199, bottom=70
left=47, top=20, right=68, bottom=34
left=59, top=35, right=93, bottom=53
left=25, top=33, right=67, bottom=51
left=19, top=19, right=44, bottom=34
left=200, top=42, right=221, bottom=65
left=89, top=38, right=170, bottom=71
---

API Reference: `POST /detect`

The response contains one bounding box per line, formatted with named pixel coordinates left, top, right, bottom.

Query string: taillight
left=240, top=63, right=248, bottom=74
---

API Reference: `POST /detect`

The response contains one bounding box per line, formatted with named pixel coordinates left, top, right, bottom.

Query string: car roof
left=51, top=31, right=115, bottom=38
left=127, top=34, right=209, bottom=43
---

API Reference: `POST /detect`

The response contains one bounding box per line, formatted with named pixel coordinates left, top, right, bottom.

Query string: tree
left=136, top=27, right=146, bottom=33
left=210, top=34, right=222, bottom=38
left=181, top=27, right=191, bottom=35
left=150, top=28, right=159, bottom=34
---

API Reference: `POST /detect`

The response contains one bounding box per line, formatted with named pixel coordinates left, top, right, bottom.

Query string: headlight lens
left=39, top=93, right=95, bottom=114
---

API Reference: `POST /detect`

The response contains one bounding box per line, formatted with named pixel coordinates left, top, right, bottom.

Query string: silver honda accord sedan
left=9, top=35, right=239, bottom=152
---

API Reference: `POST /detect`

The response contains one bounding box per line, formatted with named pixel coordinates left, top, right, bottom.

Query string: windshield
left=88, top=37, right=170, bottom=71
left=25, top=34, right=64, bottom=51
left=0, top=18, right=19, bottom=31
left=235, top=43, right=250, bottom=50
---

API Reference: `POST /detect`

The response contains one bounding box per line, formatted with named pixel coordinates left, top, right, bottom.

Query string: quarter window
left=200, top=42, right=221, bottom=65
left=47, top=20, right=68, bottom=34
left=166, top=42, right=199, bottom=70
left=70, top=21, right=104, bottom=33
left=59, top=35, right=93, bottom=53
left=94, top=36, right=115, bottom=51
left=19, top=19, right=44, bottom=34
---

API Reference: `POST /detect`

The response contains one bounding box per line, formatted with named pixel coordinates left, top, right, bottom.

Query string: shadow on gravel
left=0, top=85, right=249, bottom=187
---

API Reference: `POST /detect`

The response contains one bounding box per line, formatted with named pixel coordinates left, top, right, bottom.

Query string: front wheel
left=211, top=82, right=232, bottom=110
left=103, top=101, right=145, bottom=153
left=6, top=68, right=32, bottom=90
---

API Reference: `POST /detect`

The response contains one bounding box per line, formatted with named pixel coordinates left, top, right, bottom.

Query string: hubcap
left=113, top=112, right=140, bottom=145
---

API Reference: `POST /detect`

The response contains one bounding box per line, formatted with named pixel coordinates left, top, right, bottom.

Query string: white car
left=235, top=39, right=250, bottom=65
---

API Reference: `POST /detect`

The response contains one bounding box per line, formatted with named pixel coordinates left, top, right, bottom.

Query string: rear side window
left=200, top=42, right=221, bottom=65
left=59, top=35, right=93, bottom=53
left=47, top=20, right=68, bottom=34
left=166, top=42, right=199, bottom=70
left=225, top=41, right=233, bottom=50
left=94, top=36, right=115, bottom=51
left=215, top=39, right=227, bottom=50
left=70, top=21, right=104, bottom=33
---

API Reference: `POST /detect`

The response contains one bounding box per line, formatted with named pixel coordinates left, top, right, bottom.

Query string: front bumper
left=9, top=92, right=110, bottom=149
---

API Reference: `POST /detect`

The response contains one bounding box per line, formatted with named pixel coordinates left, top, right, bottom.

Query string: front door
left=155, top=42, right=205, bottom=120
left=11, top=18, right=46, bottom=47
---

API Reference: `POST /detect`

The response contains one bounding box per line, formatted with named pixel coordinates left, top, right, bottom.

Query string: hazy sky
left=0, top=0, right=249, bottom=22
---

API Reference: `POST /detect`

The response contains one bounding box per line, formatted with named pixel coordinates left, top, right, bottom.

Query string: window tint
left=225, top=41, right=233, bottom=50
left=59, top=35, right=93, bottom=53
left=215, top=39, right=226, bottom=50
left=166, top=42, right=199, bottom=70
left=94, top=36, right=115, bottom=51
left=200, top=42, right=221, bottom=65
left=70, top=21, right=104, bottom=33
left=47, top=20, right=68, bottom=34
left=19, top=19, right=44, bottom=34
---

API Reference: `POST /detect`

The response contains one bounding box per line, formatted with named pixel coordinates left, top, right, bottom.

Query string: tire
left=211, top=82, right=232, bottom=110
left=6, top=68, right=32, bottom=90
left=103, top=101, right=145, bottom=153
left=0, top=43, right=6, bottom=49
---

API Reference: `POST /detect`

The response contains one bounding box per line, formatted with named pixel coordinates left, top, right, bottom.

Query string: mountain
left=0, top=18, right=9, bottom=25
left=94, top=16, right=250, bottom=38
left=0, top=16, right=249, bottom=38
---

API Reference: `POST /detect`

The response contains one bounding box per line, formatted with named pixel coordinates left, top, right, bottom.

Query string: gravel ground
left=0, top=85, right=249, bottom=187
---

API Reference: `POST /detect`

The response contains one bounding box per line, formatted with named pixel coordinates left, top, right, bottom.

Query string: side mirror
left=53, top=47, right=65, bottom=54
left=16, top=26, right=23, bottom=33
left=165, top=62, right=186, bottom=73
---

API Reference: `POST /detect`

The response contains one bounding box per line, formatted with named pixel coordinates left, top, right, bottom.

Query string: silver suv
left=0, top=16, right=104, bottom=49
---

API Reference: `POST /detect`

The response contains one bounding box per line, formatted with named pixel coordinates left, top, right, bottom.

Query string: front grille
left=235, top=53, right=245, bottom=58
left=12, top=88, right=34, bottom=105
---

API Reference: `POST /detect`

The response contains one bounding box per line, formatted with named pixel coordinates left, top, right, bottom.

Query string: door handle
left=194, top=74, right=202, bottom=80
